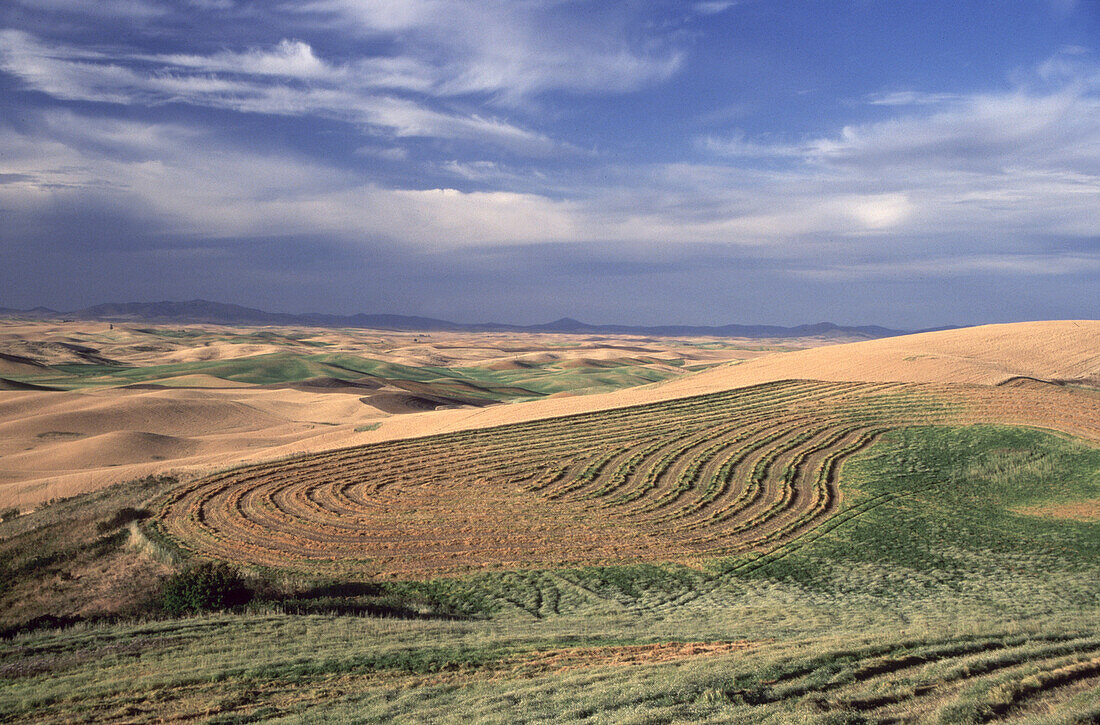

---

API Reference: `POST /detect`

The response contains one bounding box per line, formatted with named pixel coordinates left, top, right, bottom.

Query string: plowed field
left=156, top=379, right=1100, bottom=578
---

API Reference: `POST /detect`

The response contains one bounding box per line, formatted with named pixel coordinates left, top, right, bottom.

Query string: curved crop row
left=155, top=379, right=1100, bottom=577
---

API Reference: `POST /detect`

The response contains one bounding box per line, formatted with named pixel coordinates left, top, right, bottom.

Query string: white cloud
left=0, top=2, right=686, bottom=153
left=0, top=31, right=558, bottom=153
left=706, top=58, right=1100, bottom=177
left=699, top=132, right=801, bottom=159
left=864, top=91, right=962, bottom=106
left=291, top=0, right=683, bottom=102
left=441, top=160, right=506, bottom=181
left=0, top=111, right=576, bottom=247
left=694, top=2, right=738, bottom=15
left=3, top=46, right=1098, bottom=267
left=697, top=59, right=1100, bottom=245
left=838, top=193, right=914, bottom=230
left=354, top=145, right=407, bottom=161
left=1, top=102, right=1096, bottom=271
left=151, top=39, right=333, bottom=79
left=809, top=90, right=1100, bottom=173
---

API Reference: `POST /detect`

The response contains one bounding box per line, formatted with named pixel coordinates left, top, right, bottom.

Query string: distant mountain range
left=0, top=299, right=953, bottom=339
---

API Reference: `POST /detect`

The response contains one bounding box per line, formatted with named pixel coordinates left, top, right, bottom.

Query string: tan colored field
left=658, top=319, right=1100, bottom=392
left=1, top=319, right=1096, bottom=510
left=0, top=319, right=782, bottom=369
left=0, top=318, right=814, bottom=508
left=333, top=319, right=1100, bottom=437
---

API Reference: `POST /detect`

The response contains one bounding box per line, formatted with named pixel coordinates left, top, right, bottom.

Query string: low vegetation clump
left=159, top=561, right=251, bottom=615
left=95, top=506, right=150, bottom=533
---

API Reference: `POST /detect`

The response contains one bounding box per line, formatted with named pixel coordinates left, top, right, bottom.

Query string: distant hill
left=0, top=306, right=60, bottom=318
left=516, top=317, right=906, bottom=339
left=0, top=299, right=928, bottom=339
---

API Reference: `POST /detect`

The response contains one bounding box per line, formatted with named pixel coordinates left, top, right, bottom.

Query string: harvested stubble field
left=155, top=378, right=1100, bottom=579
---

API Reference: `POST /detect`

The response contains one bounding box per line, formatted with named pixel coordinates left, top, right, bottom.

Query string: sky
left=0, top=1, right=1097, bottom=328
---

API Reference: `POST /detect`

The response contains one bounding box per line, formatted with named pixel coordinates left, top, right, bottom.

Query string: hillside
left=1, top=322, right=1097, bottom=723
left=656, top=319, right=1100, bottom=395
left=0, top=321, right=770, bottom=507
left=333, top=319, right=1100, bottom=448
left=1, top=320, right=1094, bottom=509
left=2, top=323, right=1100, bottom=725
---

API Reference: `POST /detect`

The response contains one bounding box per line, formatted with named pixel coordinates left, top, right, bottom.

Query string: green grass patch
left=737, top=425, right=1099, bottom=603
left=12, top=350, right=689, bottom=397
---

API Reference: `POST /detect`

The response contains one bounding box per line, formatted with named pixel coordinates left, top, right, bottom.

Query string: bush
left=160, top=561, right=251, bottom=615
left=0, top=507, right=19, bottom=522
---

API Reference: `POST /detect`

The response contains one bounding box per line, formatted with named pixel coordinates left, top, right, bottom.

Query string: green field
left=1, top=424, right=1097, bottom=723
left=13, top=349, right=691, bottom=401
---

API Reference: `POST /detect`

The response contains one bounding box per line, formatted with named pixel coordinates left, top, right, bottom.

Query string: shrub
left=160, top=561, right=251, bottom=615
left=0, top=507, right=19, bottom=522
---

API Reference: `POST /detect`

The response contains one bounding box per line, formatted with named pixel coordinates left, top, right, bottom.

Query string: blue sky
left=0, top=1, right=1097, bottom=327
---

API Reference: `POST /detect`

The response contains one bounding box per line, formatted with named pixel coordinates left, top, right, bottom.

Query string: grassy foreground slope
left=1, top=424, right=1097, bottom=723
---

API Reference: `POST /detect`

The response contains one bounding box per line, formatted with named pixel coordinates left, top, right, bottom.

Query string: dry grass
left=3, top=613, right=1097, bottom=724
left=1015, top=500, right=1100, bottom=522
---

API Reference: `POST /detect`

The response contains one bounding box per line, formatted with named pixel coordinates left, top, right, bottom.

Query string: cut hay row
left=155, top=379, right=1100, bottom=578
left=733, top=634, right=1100, bottom=723
left=7, top=616, right=1097, bottom=723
